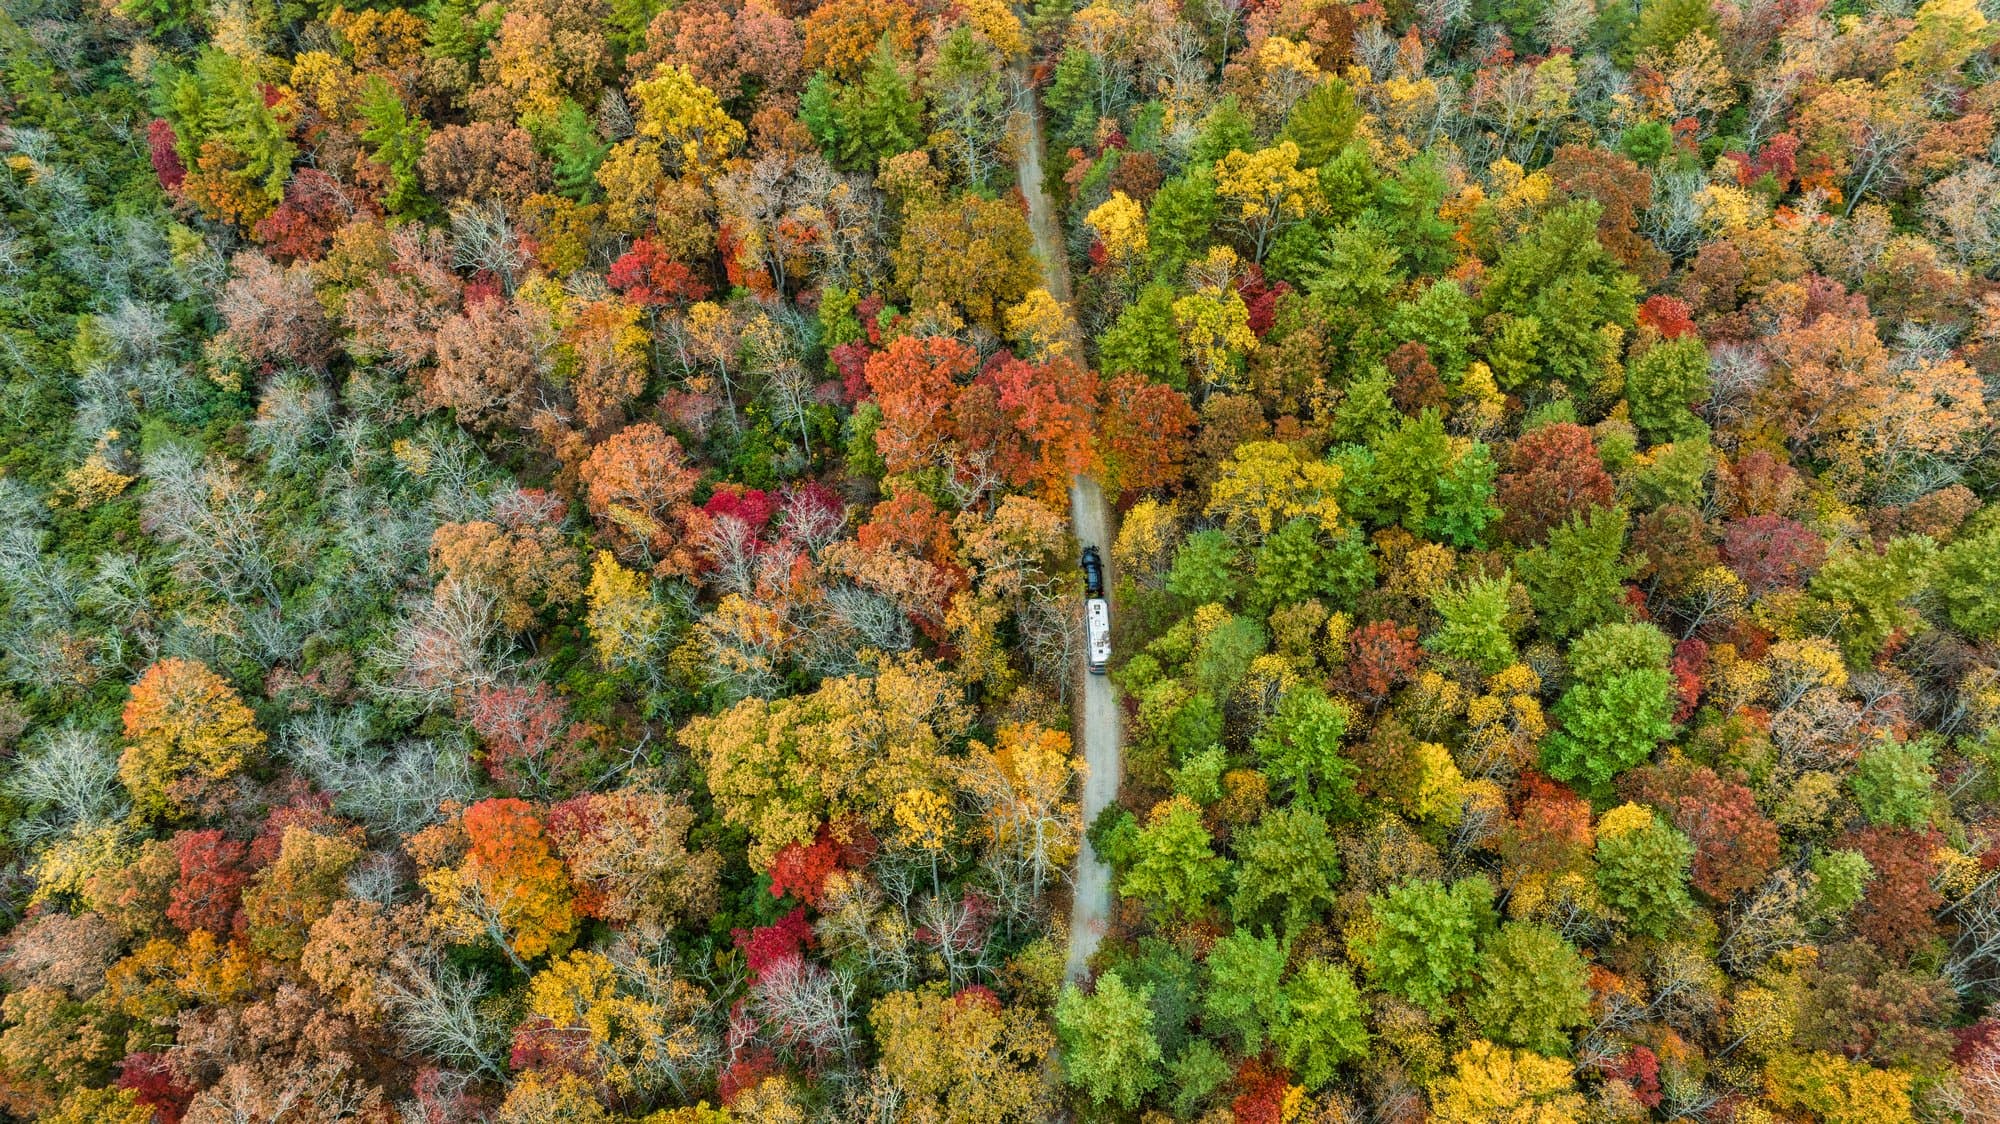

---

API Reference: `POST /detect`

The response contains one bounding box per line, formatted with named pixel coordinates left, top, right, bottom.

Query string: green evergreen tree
left=1100, top=282, right=1187, bottom=387
left=1231, top=805, right=1341, bottom=929
left=358, top=76, right=433, bottom=219
left=801, top=42, right=926, bottom=172
left=1274, top=960, right=1370, bottom=1089
left=539, top=100, right=608, bottom=203
left=1517, top=506, right=1633, bottom=639
left=1252, top=685, right=1361, bottom=818
left=1543, top=622, right=1676, bottom=793
left=1429, top=571, right=1519, bottom=673
left=162, top=48, right=296, bottom=208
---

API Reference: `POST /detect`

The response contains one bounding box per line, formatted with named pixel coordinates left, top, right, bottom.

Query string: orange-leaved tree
left=420, top=799, right=581, bottom=966
left=865, top=334, right=978, bottom=476
left=580, top=423, right=704, bottom=577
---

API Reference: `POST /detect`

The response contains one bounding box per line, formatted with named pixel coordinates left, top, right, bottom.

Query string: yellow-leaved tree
left=1171, top=284, right=1257, bottom=393
left=680, top=654, right=971, bottom=869
left=1205, top=440, right=1344, bottom=539
left=119, top=658, right=266, bottom=818
left=1085, top=191, right=1148, bottom=268
left=631, top=65, right=746, bottom=174
left=521, top=950, right=715, bottom=1099
left=869, top=983, right=1055, bottom=1123
left=1763, top=1051, right=1915, bottom=1124
left=957, top=722, right=1080, bottom=905
left=1427, top=1040, right=1586, bottom=1123
left=586, top=550, right=664, bottom=673
left=1213, top=141, right=1319, bottom=260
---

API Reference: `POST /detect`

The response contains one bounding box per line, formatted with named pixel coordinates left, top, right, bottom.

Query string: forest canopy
left=1, top=0, right=1999, bottom=1117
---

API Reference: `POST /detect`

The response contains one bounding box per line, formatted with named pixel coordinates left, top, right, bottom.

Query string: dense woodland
left=1, top=0, right=1999, bottom=1115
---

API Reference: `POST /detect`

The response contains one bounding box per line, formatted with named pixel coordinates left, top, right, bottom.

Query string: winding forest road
left=1008, top=63, right=1122, bottom=984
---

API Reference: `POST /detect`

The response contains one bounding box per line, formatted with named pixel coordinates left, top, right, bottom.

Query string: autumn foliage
left=10, top=0, right=2000, bottom=1117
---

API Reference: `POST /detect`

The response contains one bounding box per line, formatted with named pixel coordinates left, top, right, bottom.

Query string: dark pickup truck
left=1080, top=545, right=1105, bottom=599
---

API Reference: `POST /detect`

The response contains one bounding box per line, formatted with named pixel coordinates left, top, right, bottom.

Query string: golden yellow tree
left=1205, top=440, right=1344, bottom=539
left=44, top=1087, right=154, bottom=1124
left=1214, top=141, right=1318, bottom=260
left=522, top=950, right=714, bottom=1098
left=870, top=984, right=1055, bottom=1123
left=1085, top=191, right=1148, bottom=267
left=119, top=658, right=266, bottom=818
left=1427, top=1040, right=1586, bottom=1123
left=1004, top=289, right=1072, bottom=362
left=632, top=65, right=746, bottom=174
left=1764, top=1051, right=1915, bottom=1124
left=1172, top=284, right=1257, bottom=392
left=957, top=722, right=1080, bottom=903
left=586, top=551, right=664, bottom=673
left=680, top=654, right=971, bottom=869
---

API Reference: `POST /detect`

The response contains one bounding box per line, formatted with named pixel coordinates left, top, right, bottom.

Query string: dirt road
left=1012, top=82, right=1073, bottom=307
left=1007, top=64, right=1122, bottom=983
left=1063, top=476, right=1121, bottom=982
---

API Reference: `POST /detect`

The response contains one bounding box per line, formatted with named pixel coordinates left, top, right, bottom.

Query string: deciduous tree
left=431, top=513, right=583, bottom=634
left=1593, top=802, right=1694, bottom=937
left=1496, top=423, right=1615, bottom=545
left=1054, top=971, right=1161, bottom=1109
left=1231, top=804, right=1340, bottom=929
left=545, top=789, right=723, bottom=932
left=238, top=824, right=365, bottom=960
left=1273, top=959, right=1369, bottom=1089
left=1205, top=440, right=1344, bottom=540
left=866, top=334, right=978, bottom=475
left=1428, top=1040, right=1586, bottom=1124
left=219, top=251, right=336, bottom=370
left=1543, top=623, right=1675, bottom=793
left=1625, top=336, right=1710, bottom=444
left=421, top=799, right=581, bottom=964
left=579, top=423, right=703, bottom=577
left=1098, top=373, right=1195, bottom=497
left=679, top=655, right=969, bottom=869
left=1354, top=876, right=1496, bottom=1013
left=426, top=294, right=553, bottom=432
left=120, top=659, right=265, bottom=819
left=1119, top=796, right=1226, bottom=918
left=892, top=194, right=1037, bottom=330
left=1466, top=923, right=1589, bottom=1056
left=870, top=985, right=1054, bottom=1123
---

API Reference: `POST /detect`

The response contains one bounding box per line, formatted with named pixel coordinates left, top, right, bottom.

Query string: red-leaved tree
left=167, top=829, right=250, bottom=937
left=1496, top=423, right=1616, bottom=545
left=1625, top=761, right=1779, bottom=899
